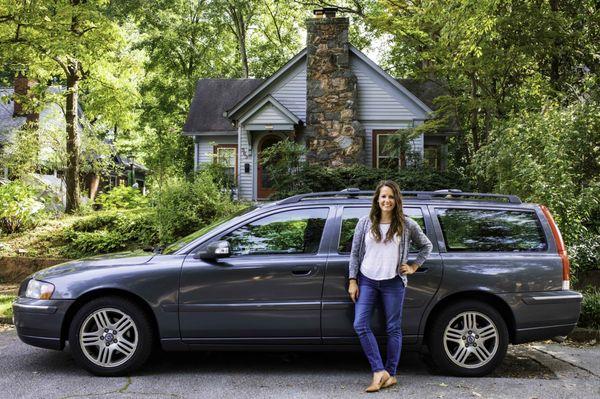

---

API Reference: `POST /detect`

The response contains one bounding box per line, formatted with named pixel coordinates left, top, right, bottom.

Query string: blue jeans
left=353, top=273, right=406, bottom=375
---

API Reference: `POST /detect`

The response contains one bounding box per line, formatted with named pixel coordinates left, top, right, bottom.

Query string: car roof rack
left=276, top=188, right=522, bottom=205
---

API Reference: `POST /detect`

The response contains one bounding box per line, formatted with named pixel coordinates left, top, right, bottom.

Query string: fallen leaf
left=438, top=382, right=448, bottom=387
left=472, top=391, right=482, bottom=397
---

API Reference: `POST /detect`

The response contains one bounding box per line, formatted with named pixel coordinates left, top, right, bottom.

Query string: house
left=0, top=75, right=147, bottom=201
left=183, top=8, right=452, bottom=201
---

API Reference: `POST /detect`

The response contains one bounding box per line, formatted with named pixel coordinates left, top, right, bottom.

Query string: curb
left=567, top=327, right=600, bottom=342
left=0, top=316, right=12, bottom=325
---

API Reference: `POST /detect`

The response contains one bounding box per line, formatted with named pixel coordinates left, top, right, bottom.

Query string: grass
left=0, top=295, right=16, bottom=320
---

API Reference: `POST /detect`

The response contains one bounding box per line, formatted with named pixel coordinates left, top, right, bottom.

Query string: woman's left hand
left=400, top=263, right=417, bottom=275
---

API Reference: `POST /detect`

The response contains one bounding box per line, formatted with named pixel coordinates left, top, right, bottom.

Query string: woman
left=348, top=181, right=432, bottom=392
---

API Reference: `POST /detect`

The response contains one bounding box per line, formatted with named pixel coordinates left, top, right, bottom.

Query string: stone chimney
left=305, top=8, right=364, bottom=166
left=13, top=73, right=39, bottom=125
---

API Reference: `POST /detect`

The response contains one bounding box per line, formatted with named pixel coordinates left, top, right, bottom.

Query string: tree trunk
left=65, top=61, right=81, bottom=213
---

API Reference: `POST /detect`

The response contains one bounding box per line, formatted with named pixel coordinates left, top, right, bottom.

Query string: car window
left=338, top=207, right=425, bottom=254
left=436, top=208, right=547, bottom=252
left=162, top=206, right=257, bottom=254
left=220, top=208, right=329, bottom=256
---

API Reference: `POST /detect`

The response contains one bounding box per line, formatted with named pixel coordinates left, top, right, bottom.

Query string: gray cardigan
left=349, top=215, right=433, bottom=286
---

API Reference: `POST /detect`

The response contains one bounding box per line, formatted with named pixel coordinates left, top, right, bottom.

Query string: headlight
left=25, top=280, right=55, bottom=299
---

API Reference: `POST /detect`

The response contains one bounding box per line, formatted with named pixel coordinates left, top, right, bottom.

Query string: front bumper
left=499, top=290, right=583, bottom=344
left=12, top=297, right=75, bottom=350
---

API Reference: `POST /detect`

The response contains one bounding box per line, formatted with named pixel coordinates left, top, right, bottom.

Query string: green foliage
left=472, top=99, right=600, bottom=244
left=579, top=288, right=600, bottom=330
left=260, top=139, right=308, bottom=197
left=61, top=209, right=157, bottom=258
left=151, top=171, right=239, bottom=244
left=95, top=185, right=148, bottom=210
left=0, top=181, right=45, bottom=234
left=0, top=295, right=15, bottom=319
left=569, top=233, right=600, bottom=285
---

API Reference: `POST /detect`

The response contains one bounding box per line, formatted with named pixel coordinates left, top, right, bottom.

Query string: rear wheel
left=68, top=296, right=154, bottom=376
left=428, top=301, right=508, bottom=376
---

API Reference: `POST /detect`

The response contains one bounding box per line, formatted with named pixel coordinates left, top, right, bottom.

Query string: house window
left=372, top=130, right=406, bottom=169
left=424, top=145, right=440, bottom=170
left=213, top=144, right=238, bottom=182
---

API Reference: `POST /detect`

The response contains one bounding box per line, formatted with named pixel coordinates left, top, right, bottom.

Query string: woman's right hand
left=348, top=280, right=359, bottom=303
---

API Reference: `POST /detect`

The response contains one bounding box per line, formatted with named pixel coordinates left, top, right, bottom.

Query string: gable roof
left=183, top=79, right=263, bottom=134
left=226, top=49, right=307, bottom=119
left=226, top=45, right=433, bottom=121
left=239, top=95, right=301, bottom=126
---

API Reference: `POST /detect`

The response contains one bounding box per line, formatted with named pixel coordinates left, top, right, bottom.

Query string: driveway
left=0, top=326, right=598, bottom=399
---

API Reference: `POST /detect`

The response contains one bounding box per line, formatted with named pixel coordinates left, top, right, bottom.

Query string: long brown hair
left=369, top=180, right=405, bottom=242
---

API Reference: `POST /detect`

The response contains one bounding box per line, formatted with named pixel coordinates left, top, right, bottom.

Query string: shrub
left=569, top=233, right=600, bottom=285
left=0, top=181, right=45, bottom=233
left=150, top=171, right=239, bottom=244
left=94, top=185, right=148, bottom=210
left=264, top=163, right=471, bottom=200
left=61, top=209, right=157, bottom=258
left=579, top=288, right=600, bottom=330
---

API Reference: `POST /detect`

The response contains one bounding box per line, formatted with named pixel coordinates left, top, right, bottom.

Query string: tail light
left=540, top=205, right=570, bottom=290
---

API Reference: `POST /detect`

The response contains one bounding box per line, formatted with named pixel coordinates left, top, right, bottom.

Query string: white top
left=360, top=223, right=400, bottom=280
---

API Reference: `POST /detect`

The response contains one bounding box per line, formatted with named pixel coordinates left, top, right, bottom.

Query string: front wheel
left=428, top=301, right=508, bottom=376
left=68, top=296, right=154, bottom=376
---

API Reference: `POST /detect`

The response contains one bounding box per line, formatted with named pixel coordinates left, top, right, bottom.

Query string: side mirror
left=194, top=240, right=231, bottom=260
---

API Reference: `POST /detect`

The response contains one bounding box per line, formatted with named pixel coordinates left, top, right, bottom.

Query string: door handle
left=292, top=268, right=314, bottom=276
left=414, top=267, right=429, bottom=274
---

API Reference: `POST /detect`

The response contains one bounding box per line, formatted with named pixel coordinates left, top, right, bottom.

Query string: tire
left=68, top=296, right=154, bottom=376
left=428, top=300, right=508, bottom=377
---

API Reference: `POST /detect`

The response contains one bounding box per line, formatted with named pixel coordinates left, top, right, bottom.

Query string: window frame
left=214, top=206, right=332, bottom=258
left=372, top=130, right=406, bottom=169
left=213, top=144, right=238, bottom=179
left=433, top=206, right=548, bottom=253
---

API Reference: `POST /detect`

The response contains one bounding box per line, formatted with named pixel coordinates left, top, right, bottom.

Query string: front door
left=179, top=207, right=331, bottom=344
left=257, top=134, right=281, bottom=199
left=321, top=205, right=443, bottom=344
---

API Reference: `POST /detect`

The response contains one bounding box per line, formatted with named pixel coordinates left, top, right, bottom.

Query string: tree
left=0, top=0, right=141, bottom=212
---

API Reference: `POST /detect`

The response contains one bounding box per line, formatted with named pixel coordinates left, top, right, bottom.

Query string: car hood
left=32, top=250, right=156, bottom=280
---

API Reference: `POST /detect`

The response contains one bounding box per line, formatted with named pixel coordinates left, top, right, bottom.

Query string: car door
left=321, top=205, right=443, bottom=344
left=179, top=206, right=331, bottom=344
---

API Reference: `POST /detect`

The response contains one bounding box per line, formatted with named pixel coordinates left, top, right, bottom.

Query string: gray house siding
left=272, top=64, right=307, bottom=122
left=351, top=56, right=426, bottom=121
left=244, top=104, right=295, bottom=125
left=239, top=127, right=253, bottom=200
left=194, top=135, right=237, bottom=170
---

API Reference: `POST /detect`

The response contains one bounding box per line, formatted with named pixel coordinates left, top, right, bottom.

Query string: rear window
left=436, top=208, right=547, bottom=252
left=338, top=207, right=425, bottom=254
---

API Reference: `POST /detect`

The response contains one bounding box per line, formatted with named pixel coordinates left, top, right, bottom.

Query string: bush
left=61, top=209, right=157, bottom=258
left=150, top=171, right=240, bottom=244
left=0, top=181, right=45, bottom=233
left=265, top=163, right=471, bottom=200
left=260, top=139, right=471, bottom=200
left=579, top=288, right=600, bottom=330
left=569, top=233, right=600, bottom=285
left=94, top=185, right=148, bottom=210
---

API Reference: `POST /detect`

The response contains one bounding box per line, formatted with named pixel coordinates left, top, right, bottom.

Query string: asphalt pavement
left=0, top=326, right=598, bottom=399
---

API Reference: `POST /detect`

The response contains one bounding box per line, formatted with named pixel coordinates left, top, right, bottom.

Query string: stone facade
left=305, top=15, right=364, bottom=166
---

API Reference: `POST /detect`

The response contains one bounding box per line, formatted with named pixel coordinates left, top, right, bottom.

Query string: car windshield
left=162, top=206, right=257, bottom=254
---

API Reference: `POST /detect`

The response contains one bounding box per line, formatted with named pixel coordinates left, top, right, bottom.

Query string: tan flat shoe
left=365, top=371, right=390, bottom=393
left=381, top=376, right=397, bottom=389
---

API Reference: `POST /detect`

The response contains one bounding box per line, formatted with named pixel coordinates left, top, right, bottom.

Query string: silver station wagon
left=13, top=189, right=582, bottom=376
